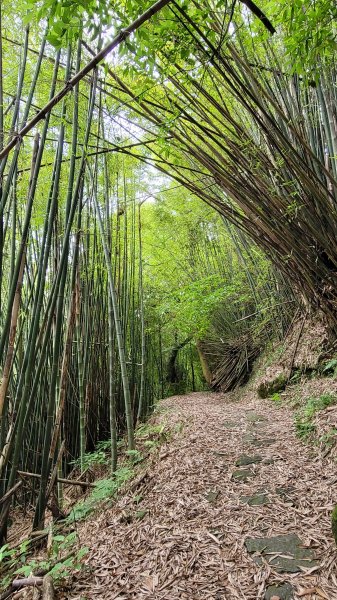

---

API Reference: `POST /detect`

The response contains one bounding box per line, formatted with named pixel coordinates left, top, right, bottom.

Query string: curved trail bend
left=70, top=392, right=337, bottom=600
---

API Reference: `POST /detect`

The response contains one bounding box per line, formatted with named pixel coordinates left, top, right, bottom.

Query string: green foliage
left=0, top=544, right=15, bottom=563
left=258, top=374, right=287, bottom=399
left=136, top=422, right=165, bottom=439
left=125, top=448, right=143, bottom=463
left=0, top=532, right=88, bottom=590
left=23, top=0, right=110, bottom=47
left=319, top=427, right=337, bottom=449
left=70, top=441, right=110, bottom=471
left=136, top=421, right=172, bottom=449
left=67, top=466, right=134, bottom=522
left=265, top=0, right=337, bottom=76
left=294, top=393, right=337, bottom=440
left=322, top=358, right=337, bottom=376
left=22, top=0, right=337, bottom=81
left=141, top=191, right=267, bottom=346
left=288, top=370, right=302, bottom=384
left=23, top=0, right=196, bottom=57
left=66, top=421, right=172, bottom=522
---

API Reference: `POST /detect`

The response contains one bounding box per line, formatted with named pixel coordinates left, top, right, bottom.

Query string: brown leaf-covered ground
left=67, top=391, right=337, bottom=600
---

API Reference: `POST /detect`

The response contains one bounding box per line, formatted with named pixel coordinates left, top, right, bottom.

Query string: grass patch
left=294, top=393, right=337, bottom=440
left=67, top=466, right=135, bottom=522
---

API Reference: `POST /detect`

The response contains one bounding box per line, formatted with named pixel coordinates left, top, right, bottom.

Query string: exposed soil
left=251, top=312, right=332, bottom=395
left=65, top=390, right=337, bottom=600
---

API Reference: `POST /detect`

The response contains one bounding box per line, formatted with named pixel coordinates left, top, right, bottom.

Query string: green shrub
left=67, top=466, right=134, bottom=522
left=0, top=532, right=88, bottom=590
left=70, top=441, right=111, bottom=471
left=294, top=393, right=337, bottom=440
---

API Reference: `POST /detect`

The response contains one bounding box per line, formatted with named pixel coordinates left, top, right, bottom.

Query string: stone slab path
left=69, top=392, right=337, bottom=600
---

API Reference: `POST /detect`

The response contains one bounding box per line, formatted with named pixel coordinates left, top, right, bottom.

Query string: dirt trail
left=69, top=392, right=337, bottom=600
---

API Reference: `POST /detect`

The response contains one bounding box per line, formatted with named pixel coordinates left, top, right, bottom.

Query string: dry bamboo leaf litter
left=65, top=391, right=337, bottom=600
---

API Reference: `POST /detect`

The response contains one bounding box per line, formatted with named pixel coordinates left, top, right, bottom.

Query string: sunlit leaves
left=23, top=0, right=112, bottom=47
left=265, top=0, right=337, bottom=77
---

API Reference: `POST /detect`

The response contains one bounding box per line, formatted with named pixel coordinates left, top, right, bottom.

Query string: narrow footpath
left=69, top=392, right=337, bottom=600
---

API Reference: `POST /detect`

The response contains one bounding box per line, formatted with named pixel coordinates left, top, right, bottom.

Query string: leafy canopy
left=24, top=0, right=337, bottom=78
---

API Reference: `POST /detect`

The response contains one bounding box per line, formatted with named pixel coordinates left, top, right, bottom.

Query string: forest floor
left=67, top=390, right=337, bottom=600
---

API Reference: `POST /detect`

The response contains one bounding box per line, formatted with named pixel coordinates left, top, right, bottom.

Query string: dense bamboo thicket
left=0, top=21, right=168, bottom=538
left=85, top=1, right=337, bottom=324
left=0, top=0, right=333, bottom=542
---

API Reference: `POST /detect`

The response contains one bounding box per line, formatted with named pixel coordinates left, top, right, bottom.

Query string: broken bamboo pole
left=17, top=471, right=95, bottom=488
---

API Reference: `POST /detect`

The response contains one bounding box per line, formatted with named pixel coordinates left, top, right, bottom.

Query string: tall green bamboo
left=92, top=175, right=135, bottom=453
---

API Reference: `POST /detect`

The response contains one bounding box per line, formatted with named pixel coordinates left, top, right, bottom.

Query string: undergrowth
left=294, top=393, right=337, bottom=440
left=67, top=420, right=176, bottom=522
left=70, top=439, right=112, bottom=471
left=67, top=467, right=134, bottom=522
left=0, top=530, right=88, bottom=591
left=1, top=418, right=180, bottom=594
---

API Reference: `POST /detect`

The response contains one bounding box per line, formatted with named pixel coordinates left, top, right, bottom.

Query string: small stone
left=246, top=412, right=267, bottom=423
left=223, top=420, right=237, bottom=429
left=240, top=493, right=269, bottom=506
left=236, top=454, right=262, bottom=466
left=245, top=534, right=317, bottom=573
left=205, top=490, right=219, bottom=503
left=251, top=438, right=276, bottom=447
left=250, top=421, right=267, bottom=429
left=275, top=486, right=296, bottom=503
left=243, top=433, right=257, bottom=443
left=264, top=583, right=293, bottom=600
left=232, top=468, right=253, bottom=482
left=263, top=458, right=275, bottom=465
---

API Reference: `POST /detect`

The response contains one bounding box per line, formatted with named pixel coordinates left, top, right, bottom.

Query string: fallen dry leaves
left=63, top=391, right=337, bottom=600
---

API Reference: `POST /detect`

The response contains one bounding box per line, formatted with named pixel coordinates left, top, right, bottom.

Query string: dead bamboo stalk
left=0, top=578, right=43, bottom=600
left=17, top=471, right=95, bottom=488
left=0, top=480, right=22, bottom=506
left=12, top=578, right=43, bottom=589
left=42, top=575, right=55, bottom=600
left=45, top=441, right=65, bottom=500
left=287, top=313, right=307, bottom=382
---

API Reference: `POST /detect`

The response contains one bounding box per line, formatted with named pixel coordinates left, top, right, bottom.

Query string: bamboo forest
left=1, top=0, right=337, bottom=598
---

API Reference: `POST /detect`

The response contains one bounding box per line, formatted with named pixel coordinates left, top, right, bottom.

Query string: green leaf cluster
left=294, top=393, right=337, bottom=440
left=0, top=532, right=88, bottom=590
left=67, top=466, right=134, bottom=521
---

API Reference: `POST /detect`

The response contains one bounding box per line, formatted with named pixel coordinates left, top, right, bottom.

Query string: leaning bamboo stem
left=0, top=0, right=172, bottom=161
left=0, top=133, right=39, bottom=418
